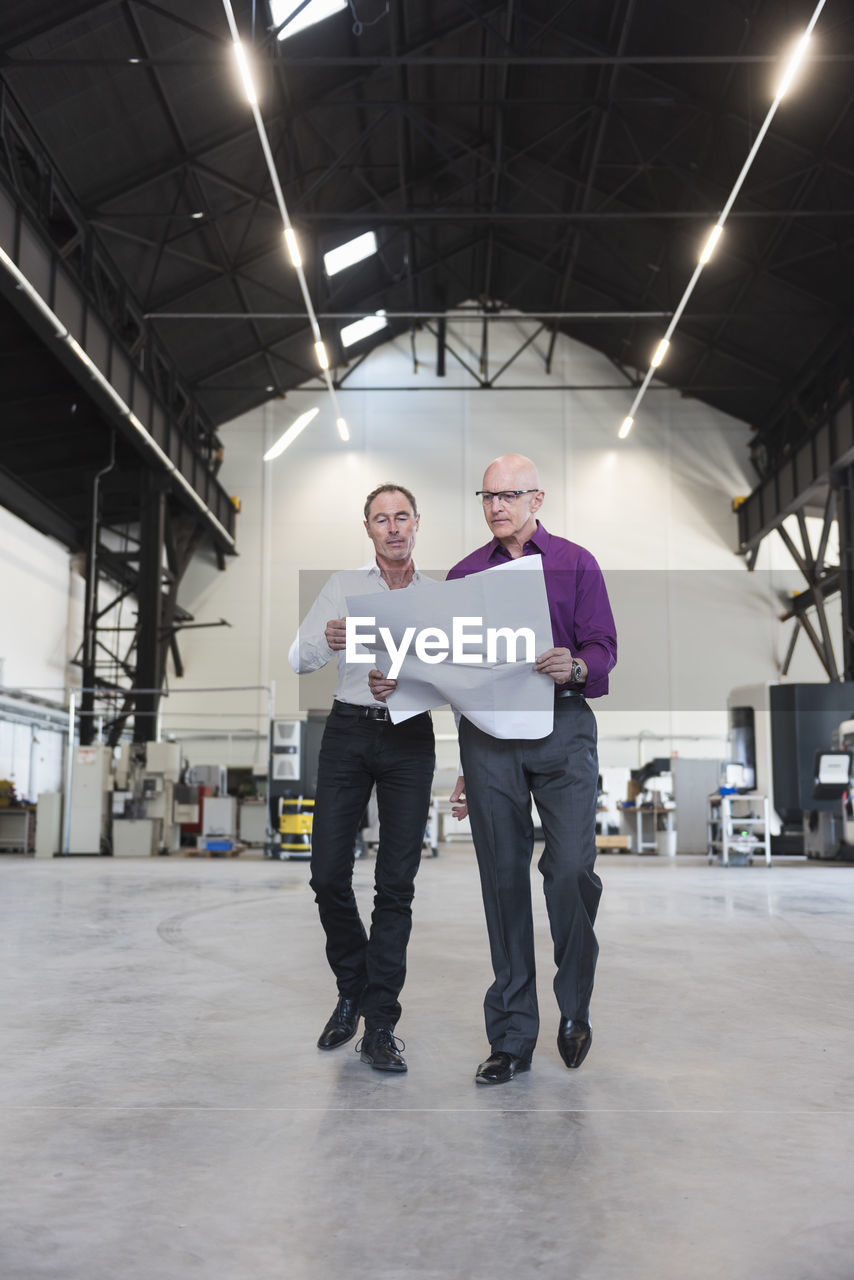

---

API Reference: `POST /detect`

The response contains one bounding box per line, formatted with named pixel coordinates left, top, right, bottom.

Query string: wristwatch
left=570, top=659, right=585, bottom=685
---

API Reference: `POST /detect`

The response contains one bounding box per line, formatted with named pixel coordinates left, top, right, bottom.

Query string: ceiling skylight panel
left=270, top=0, right=348, bottom=41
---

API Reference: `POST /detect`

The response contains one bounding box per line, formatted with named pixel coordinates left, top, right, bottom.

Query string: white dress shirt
left=288, top=560, right=427, bottom=706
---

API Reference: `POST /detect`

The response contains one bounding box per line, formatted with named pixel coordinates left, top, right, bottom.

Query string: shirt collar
left=486, top=519, right=550, bottom=561
left=365, top=557, right=421, bottom=581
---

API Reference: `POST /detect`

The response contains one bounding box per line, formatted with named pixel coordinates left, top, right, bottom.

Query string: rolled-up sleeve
left=288, top=576, right=343, bottom=674
left=571, top=556, right=617, bottom=696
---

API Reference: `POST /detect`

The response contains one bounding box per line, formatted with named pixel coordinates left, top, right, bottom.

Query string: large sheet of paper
left=346, top=558, right=554, bottom=739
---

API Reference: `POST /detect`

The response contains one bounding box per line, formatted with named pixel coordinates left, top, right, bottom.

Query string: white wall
left=0, top=505, right=82, bottom=799
left=0, top=322, right=838, bottom=785
left=0, top=720, right=65, bottom=802
left=171, top=321, right=831, bottom=776
left=0, top=504, right=83, bottom=694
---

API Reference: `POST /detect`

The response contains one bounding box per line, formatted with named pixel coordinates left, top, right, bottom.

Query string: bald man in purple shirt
left=448, top=454, right=617, bottom=1085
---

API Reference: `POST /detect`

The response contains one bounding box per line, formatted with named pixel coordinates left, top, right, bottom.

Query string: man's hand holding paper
left=348, top=557, right=555, bottom=739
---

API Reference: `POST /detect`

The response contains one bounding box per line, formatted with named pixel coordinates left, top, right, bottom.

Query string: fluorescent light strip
left=323, top=231, right=378, bottom=277
left=776, top=32, right=812, bottom=99
left=233, top=40, right=258, bottom=105
left=650, top=338, right=670, bottom=369
left=284, top=227, right=302, bottom=268
left=0, top=243, right=235, bottom=547
left=221, top=0, right=350, bottom=450
left=618, top=0, right=827, bottom=440
left=264, top=407, right=320, bottom=460
left=699, top=224, right=724, bottom=265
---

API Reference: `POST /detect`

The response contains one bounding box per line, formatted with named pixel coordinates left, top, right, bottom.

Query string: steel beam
left=544, top=0, right=637, bottom=370
left=149, top=309, right=683, bottom=321
left=134, top=471, right=166, bottom=743
left=0, top=466, right=80, bottom=548
left=0, top=2, right=109, bottom=53
left=0, top=90, right=235, bottom=550
left=479, top=0, right=516, bottom=376
left=838, top=464, right=854, bottom=681
left=737, top=399, right=854, bottom=554
left=260, top=208, right=854, bottom=224
left=10, top=54, right=854, bottom=68
left=780, top=621, right=800, bottom=677
left=79, top=437, right=116, bottom=745
left=791, top=606, right=836, bottom=680
left=389, top=4, right=418, bottom=341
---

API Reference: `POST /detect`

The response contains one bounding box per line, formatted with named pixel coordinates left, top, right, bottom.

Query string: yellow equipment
left=279, top=796, right=314, bottom=854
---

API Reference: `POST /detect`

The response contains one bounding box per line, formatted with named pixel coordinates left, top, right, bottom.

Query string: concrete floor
left=0, top=847, right=852, bottom=1280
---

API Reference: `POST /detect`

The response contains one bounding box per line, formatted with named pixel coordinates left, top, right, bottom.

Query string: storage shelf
left=707, top=793, right=771, bottom=866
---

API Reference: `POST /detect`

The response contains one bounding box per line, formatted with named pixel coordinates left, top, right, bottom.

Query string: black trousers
left=459, top=695, right=602, bottom=1060
left=309, top=702, right=435, bottom=1029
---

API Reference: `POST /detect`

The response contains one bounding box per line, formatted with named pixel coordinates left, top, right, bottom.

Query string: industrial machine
left=267, top=713, right=324, bottom=859
left=620, top=758, right=677, bottom=855
left=112, top=740, right=182, bottom=856
left=201, top=794, right=238, bottom=845
left=279, top=796, right=315, bottom=856
left=67, top=743, right=112, bottom=854
left=837, top=719, right=854, bottom=850
left=186, top=764, right=227, bottom=793
left=802, top=747, right=853, bottom=858
left=56, top=740, right=237, bottom=856
left=727, top=683, right=854, bottom=857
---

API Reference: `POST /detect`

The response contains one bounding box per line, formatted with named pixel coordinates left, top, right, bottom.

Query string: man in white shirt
left=288, top=483, right=435, bottom=1073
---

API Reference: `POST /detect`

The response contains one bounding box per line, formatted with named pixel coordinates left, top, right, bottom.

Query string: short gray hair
left=364, top=483, right=418, bottom=520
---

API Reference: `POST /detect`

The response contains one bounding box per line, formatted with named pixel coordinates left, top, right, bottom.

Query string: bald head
left=482, top=453, right=540, bottom=493
left=479, top=453, right=544, bottom=552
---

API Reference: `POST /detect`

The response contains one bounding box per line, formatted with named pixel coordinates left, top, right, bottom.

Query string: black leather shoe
left=557, top=1018, right=592, bottom=1069
left=317, top=996, right=360, bottom=1050
left=358, top=1027, right=407, bottom=1073
left=475, top=1051, right=531, bottom=1085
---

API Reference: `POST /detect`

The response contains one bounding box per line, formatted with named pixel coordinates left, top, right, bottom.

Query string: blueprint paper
left=345, top=557, right=554, bottom=739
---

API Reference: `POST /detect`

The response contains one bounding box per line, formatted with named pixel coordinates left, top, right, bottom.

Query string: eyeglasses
left=475, top=489, right=539, bottom=505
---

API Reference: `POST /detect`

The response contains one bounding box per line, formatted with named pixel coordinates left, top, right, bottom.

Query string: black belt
left=556, top=689, right=585, bottom=700
left=333, top=700, right=391, bottom=721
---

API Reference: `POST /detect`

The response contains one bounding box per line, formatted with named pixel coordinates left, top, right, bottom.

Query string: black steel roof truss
left=129, top=0, right=224, bottom=45
left=544, top=0, right=638, bottom=365
left=188, top=224, right=501, bottom=386
left=193, top=336, right=319, bottom=386
left=1, top=0, right=851, bottom=453
left=682, top=153, right=847, bottom=394
left=300, top=108, right=396, bottom=208
left=423, top=319, right=487, bottom=387
left=389, top=1, right=418, bottom=328
left=141, top=167, right=192, bottom=307
left=756, top=321, right=854, bottom=448
left=0, top=1, right=111, bottom=55
left=477, top=0, right=516, bottom=377
left=488, top=320, right=548, bottom=385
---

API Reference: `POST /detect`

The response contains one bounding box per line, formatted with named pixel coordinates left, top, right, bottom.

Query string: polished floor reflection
left=1, top=848, right=852, bottom=1280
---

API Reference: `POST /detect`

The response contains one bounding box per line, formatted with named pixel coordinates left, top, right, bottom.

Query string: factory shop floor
left=0, top=847, right=852, bottom=1280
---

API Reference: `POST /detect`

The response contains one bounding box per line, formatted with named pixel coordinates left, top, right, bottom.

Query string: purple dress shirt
left=447, top=520, right=617, bottom=698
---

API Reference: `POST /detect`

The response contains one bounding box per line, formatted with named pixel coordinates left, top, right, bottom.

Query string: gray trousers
left=459, top=696, right=602, bottom=1060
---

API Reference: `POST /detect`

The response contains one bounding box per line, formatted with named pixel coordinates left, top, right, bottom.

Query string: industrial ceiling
left=0, top=0, right=852, bottom=551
